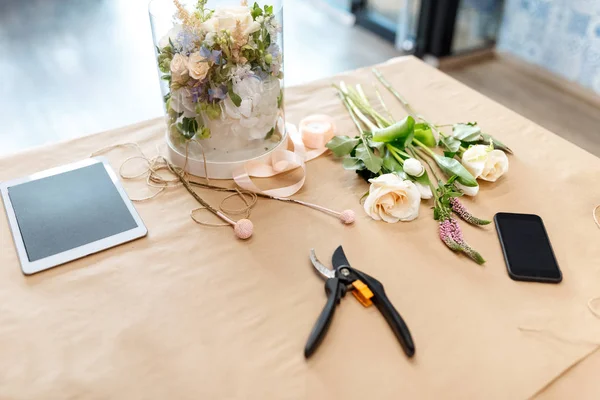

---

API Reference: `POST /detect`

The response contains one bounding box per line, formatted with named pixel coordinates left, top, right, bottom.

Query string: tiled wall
left=498, top=0, right=600, bottom=95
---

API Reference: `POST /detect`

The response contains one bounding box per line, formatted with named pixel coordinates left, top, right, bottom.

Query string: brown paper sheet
left=1, top=57, right=600, bottom=399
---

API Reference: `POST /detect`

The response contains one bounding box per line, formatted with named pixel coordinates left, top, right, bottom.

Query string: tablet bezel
left=1, top=157, right=147, bottom=275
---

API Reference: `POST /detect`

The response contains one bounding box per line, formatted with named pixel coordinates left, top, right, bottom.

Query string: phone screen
left=494, top=213, right=562, bottom=282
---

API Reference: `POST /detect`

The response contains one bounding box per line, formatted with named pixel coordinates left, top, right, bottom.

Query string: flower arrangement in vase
left=152, top=0, right=284, bottom=160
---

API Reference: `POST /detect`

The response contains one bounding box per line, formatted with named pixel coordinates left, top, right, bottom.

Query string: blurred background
left=1, top=0, right=599, bottom=156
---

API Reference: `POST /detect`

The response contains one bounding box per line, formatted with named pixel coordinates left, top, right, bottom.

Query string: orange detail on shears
left=351, top=280, right=374, bottom=307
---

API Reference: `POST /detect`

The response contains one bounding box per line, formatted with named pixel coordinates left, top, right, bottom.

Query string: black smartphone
left=494, top=213, right=562, bottom=283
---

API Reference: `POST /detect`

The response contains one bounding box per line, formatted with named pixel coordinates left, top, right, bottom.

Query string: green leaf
left=251, top=2, right=263, bottom=18
left=355, top=143, right=383, bottom=173
left=372, top=116, right=415, bottom=143
left=479, top=133, right=513, bottom=154
left=367, top=137, right=385, bottom=152
left=414, top=123, right=436, bottom=147
left=227, top=84, right=242, bottom=107
left=434, top=154, right=478, bottom=187
left=440, top=136, right=461, bottom=153
left=342, top=157, right=364, bottom=171
left=382, top=149, right=403, bottom=173
left=326, top=136, right=359, bottom=157
left=453, top=123, right=482, bottom=142
left=444, top=151, right=457, bottom=158
left=413, top=170, right=431, bottom=186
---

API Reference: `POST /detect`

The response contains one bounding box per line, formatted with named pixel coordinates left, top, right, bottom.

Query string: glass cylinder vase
left=149, top=0, right=285, bottom=177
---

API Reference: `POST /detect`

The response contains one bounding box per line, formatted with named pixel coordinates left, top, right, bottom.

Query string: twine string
left=90, top=142, right=255, bottom=227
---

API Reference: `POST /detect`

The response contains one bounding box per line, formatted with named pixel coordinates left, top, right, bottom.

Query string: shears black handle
left=304, top=277, right=345, bottom=358
left=352, top=268, right=415, bottom=358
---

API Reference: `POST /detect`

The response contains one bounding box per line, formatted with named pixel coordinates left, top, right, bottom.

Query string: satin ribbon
left=233, top=116, right=337, bottom=197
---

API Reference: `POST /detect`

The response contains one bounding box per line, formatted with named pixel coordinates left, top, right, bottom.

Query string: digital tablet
left=1, top=157, right=147, bottom=275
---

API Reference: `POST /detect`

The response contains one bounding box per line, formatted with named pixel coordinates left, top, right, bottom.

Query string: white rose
left=188, top=52, right=210, bottom=80
left=461, top=145, right=509, bottom=182
left=403, top=158, right=424, bottom=177
left=201, top=6, right=261, bottom=36
left=455, top=181, right=480, bottom=197
left=170, top=53, right=189, bottom=85
left=364, top=174, right=421, bottom=223
left=159, top=24, right=183, bottom=49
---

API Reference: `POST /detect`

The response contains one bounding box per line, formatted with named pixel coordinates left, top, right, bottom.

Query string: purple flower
left=200, top=46, right=222, bottom=65
left=208, top=85, right=227, bottom=102
left=439, top=217, right=485, bottom=264
left=449, top=197, right=491, bottom=226
left=267, top=43, right=280, bottom=58
left=190, top=83, right=207, bottom=103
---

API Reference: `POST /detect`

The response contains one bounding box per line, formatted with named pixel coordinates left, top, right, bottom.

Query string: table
left=1, top=56, right=600, bottom=399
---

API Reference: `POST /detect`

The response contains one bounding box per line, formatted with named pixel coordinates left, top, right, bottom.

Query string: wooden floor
left=1, top=0, right=599, bottom=158
left=445, top=56, right=600, bottom=157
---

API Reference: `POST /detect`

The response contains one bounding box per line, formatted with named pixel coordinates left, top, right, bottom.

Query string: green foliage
left=198, top=102, right=222, bottom=120
left=372, top=116, right=415, bottom=144
left=381, top=148, right=403, bottom=174
left=355, top=143, right=383, bottom=173
left=434, top=155, right=478, bottom=187
left=342, top=157, right=364, bottom=171
left=479, top=133, right=512, bottom=154
left=177, top=117, right=199, bottom=139
left=251, top=2, right=263, bottom=19
left=453, top=123, right=482, bottom=142
left=326, top=136, right=359, bottom=157
left=439, top=135, right=461, bottom=157
left=414, top=123, right=436, bottom=147
left=227, top=82, right=242, bottom=107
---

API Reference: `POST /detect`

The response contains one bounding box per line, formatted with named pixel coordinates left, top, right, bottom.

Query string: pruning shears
left=304, top=246, right=416, bottom=359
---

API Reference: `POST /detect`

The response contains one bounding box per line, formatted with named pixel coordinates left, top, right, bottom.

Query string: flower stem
left=386, top=144, right=405, bottom=165
left=388, top=144, right=411, bottom=159
left=413, top=138, right=436, bottom=158
left=374, top=84, right=395, bottom=122
left=344, top=94, right=379, bottom=131
left=373, top=69, right=444, bottom=142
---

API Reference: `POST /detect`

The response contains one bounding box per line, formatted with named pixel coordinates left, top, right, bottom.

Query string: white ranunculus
left=170, top=53, right=189, bottom=85
left=364, top=174, right=421, bottom=223
left=159, top=24, right=183, bottom=49
left=455, top=181, right=480, bottom=197
left=415, top=182, right=432, bottom=200
left=201, top=6, right=261, bottom=37
left=188, top=52, right=210, bottom=81
left=461, top=145, right=509, bottom=182
left=403, top=158, right=425, bottom=177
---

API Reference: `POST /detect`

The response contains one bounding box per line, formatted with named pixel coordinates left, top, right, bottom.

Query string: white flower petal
left=363, top=175, right=420, bottom=223
left=480, top=150, right=509, bottom=182
left=403, top=158, right=425, bottom=177
left=415, top=182, right=433, bottom=199
left=461, top=145, right=489, bottom=178
left=455, top=181, right=480, bottom=197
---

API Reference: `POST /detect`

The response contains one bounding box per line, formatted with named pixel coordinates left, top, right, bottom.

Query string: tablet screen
left=7, top=162, right=139, bottom=262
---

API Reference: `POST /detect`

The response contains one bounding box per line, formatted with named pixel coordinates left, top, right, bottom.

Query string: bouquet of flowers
left=155, top=0, right=283, bottom=150
left=327, top=70, right=512, bottom=264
